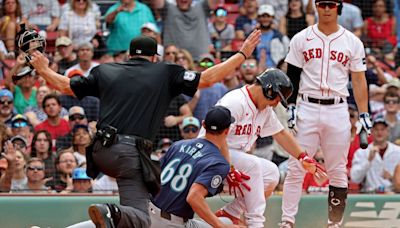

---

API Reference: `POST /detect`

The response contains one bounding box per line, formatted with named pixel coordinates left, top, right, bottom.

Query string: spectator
left=337, top=0, right=363, bottom=37
left=0, top=142, right=20, bottom=192
left=234, top=0, right=258, bottom=40
left=8, top=65, right=38, bottom=114
left=0, top=0, right=24, bottom=53
left=208, top=6, right=235, bottom=52
left=72, top=124, right=91, bottom=167
left=363, top=0, right=397, bottom=49
left=10, top=114, right=32, bottom=147
left=279, top=0, right=314, bottom=39
left=105, top=0, right=156, bottom=53
left=9, top=149, right=27, bottom=191
left=34, top=93, right=70, bottom=140
left=162, top=44, right=178, bottom=63
left=56, top=105, right=88, bottom=150
left=91, top=33, right=107, bottom=60
left=0, top=89, right=16, bottom=127
left=223, top=67, right=241, bottom=91
left=188, top=53, right=228, bottom=121
left=24, top=85, right=68, bottom=127
left=179, top=116, right=200, bottom=139
left=351, top=117, right=400, bottom=193
left=58, top=0, right=99, bottom=46
left=239, top=55, right=260, bottom=85
left=11, top=157, right=49, bottom=193
left=20, top=0, right=60, bottom=32
left=64, top=42, right=99, bottom=77
left=256, top=4, right=289, bottom=68
left=68, top=167, right=92, bottom=193
left=378, top=92, right=400, bottom=144
left=10, top=135, right=28, bottom=156
left=59, top=70, right=100, bottom=122
left=176, top=48, right=195, bottom=70
left=30, top=130, right=55, bottom=178
left=48, top=149, right=77, bottom=192
left=60, top=0, right=101, bottom=18
left=156, top=0, right=216, bottom=60
left=55, top=36, right=78, bottom=75
left=113, top=50, right=128, bottom=63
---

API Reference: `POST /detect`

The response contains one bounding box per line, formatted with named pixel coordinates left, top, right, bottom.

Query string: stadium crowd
left=0, top=0, right=399, bottom=195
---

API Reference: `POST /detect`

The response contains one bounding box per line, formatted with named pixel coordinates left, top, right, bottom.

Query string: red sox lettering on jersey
left=286, top=25, right=366, bottom=98
left=199, top=87, right=283, bottom=152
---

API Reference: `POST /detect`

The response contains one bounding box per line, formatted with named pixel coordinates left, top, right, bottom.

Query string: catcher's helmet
left=256, top=68, right=293, bottom=108
left=16, top=24, right=46, bottom=54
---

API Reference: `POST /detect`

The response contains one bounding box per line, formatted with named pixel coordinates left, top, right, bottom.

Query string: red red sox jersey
left=199, top=86, right=283, bottom=152
left=285, top=25, right=367, bottom=98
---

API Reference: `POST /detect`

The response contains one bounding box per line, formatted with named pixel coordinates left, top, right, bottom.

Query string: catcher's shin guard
left=328, top=185, right=348, bottom=223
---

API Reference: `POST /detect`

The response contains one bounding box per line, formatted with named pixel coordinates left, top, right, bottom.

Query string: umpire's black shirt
left=70, top=58, right=200, bottom=140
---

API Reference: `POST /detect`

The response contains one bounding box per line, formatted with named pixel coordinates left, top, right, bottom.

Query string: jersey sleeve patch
left=211, top=175, right=223, bottom=189
left=183, top=71, right=196, bottom=81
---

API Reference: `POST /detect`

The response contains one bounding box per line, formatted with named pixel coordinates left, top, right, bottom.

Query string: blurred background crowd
left=0, top=0, right=400, bottom=195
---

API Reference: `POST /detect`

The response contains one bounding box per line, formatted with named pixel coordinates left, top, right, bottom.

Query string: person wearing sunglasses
left=11, top=157, right=50, bottom=193
left=57, top=106, right=89, bottom=151
left=281, top=0, right=369, bottom=227
left=180, top=116, right=200, bottom=140
left=209, top=6, right=235, bottom=52
left=10, top=115, right=32, bottom=152
left=239, top=56, right=260, bottom=85
left=0, top=89, right=16, bottom=128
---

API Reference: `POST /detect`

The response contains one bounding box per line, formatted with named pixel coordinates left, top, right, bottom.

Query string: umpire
left=29, top=30, right=261, bottom=228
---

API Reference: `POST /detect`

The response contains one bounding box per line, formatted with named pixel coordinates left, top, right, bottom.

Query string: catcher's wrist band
left=237, top=51, right=247, bottom=60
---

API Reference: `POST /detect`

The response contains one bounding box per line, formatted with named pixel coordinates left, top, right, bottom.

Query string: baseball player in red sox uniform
left=280, top=1, right=371, bottom=227
left=199, top=68, right=326, bottom=228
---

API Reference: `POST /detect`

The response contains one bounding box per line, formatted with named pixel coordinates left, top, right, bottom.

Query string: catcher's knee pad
left=328, top=185, right=348, bottom=223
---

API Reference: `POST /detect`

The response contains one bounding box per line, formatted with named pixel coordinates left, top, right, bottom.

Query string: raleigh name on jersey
left=199, top=86, right=283, bottom=152
left=285, top=24, right=367, bottom=98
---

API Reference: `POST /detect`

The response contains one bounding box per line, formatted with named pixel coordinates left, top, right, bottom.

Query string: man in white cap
left=55, top=36, right=78, bottom=75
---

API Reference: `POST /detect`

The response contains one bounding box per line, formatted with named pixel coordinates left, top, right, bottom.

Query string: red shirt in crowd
left=35, top=119, right=70, bottom=139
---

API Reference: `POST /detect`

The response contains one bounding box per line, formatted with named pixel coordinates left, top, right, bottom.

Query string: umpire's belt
left=301, top=94, right=344, bottom=105
left=149, top=202, right=188, bottom=223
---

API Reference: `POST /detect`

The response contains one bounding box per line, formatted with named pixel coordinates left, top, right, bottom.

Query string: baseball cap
left=181, top=117, right=200, bottom=129
left=372, top=117, right=388, bottom=127
left=10, top=135, right=28, bottom=147
left=69, top=106, right=85, bottom=117
left=55, top=36, right=72, bottom=47
left=72, top=167, right=91, bottom=180
left=0, top=89, right=13, bottom=101
left=215, top=6, right=228, bottom=17
left=129, top=35, right=159, bottom=56
left=11, top=114, right=28, bottom=124
left=158, top=138, right=172, bottom=149
left=198, top=53, right=215, bottom=63
left=258, top=4, right=275, bottom=16
left=141, top=22, right=160, bottom=34
left=67, top=69, right=84, bottom=78
left=204, top=106, right=235, bottom=131
left=72, top=124, right=89, bottom=133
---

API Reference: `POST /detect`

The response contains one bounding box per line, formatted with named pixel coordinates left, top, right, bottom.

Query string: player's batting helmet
left=256, top=68, right=293, bottom=108
left=315, top=0, right=343, bottom=15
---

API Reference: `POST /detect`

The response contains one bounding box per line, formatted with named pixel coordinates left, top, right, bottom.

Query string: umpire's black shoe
left=88, top=204, right=121, bottom=228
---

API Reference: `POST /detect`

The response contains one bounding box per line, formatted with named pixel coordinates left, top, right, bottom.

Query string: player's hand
left=226, top=165, right=251, bottom=198
left=298, top=152, right=328, bottom=184
left=239, top=29, right=261, bottom=58
left=356, top=112, right=372, bottom=135
left=287, top=104, right=297, bottom=135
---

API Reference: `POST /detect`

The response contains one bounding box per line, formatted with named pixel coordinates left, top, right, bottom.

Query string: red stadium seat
left=46, top=31, right=58, bottom=54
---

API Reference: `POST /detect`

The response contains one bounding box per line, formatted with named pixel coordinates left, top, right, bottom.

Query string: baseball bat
left=359, top=129, right=368, bottom=149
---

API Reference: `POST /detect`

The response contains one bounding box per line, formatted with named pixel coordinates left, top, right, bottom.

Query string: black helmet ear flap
left=263, top=84, right=277, bottom=100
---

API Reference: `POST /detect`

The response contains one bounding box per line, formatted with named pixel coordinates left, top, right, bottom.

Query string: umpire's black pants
left=93, top=139, right=150, bottom=228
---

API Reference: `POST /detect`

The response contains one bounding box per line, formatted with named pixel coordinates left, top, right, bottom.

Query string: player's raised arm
left=198, top=29, right=261, bottom=88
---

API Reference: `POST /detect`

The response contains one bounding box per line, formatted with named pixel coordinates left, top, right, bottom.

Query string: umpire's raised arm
left=198, top=29, right=261, bottom=88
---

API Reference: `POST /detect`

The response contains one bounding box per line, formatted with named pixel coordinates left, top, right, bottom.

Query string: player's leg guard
left=328, top=185, right=348, bottom=223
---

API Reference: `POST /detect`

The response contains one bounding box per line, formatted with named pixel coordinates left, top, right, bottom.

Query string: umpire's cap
left=129, top=35, right=159, bottom=56
left=256, top=68, right=293, bottom=108
left=204, top=106, right=235, bottom=131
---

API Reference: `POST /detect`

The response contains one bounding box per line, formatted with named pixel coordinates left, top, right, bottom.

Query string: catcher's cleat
left=215, top=209, right=245, bottom=226
left=279, top=221, right=295, bottom=228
